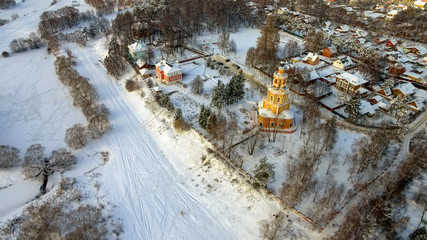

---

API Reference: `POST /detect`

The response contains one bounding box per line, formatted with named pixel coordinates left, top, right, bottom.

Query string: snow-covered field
left=0, top=3, right=318, bottom=238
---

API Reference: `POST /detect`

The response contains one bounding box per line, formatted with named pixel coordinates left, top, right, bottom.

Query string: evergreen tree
left=253, top=157, right=274, bottom=188
left=174, top=108, right=183, bottom=120
left=198, top=105, right=211, bottom=129
left=211, top=81, right=226, bottom=109
left=225, top=71, right=245, bottom=105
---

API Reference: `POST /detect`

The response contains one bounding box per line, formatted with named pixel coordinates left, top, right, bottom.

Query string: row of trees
left=110, top=0, right=253, bottom=49
left=9, top=32, right=45, bottom=53
left=38, top=7, right=97, bottom=35
left=104, top=37, right=128, bottom=79
left=211, top=72, right=246, bottom=110
left=55, top=51, right=111, bottom=149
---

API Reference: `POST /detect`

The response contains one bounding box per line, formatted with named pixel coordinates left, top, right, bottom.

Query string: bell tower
left=257, top=62, right=296, bottom=133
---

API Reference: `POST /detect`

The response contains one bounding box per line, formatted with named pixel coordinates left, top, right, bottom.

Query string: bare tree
left=65, top=124, right=88, bottom=149
left=258, top=212, right=286, bottom=240
left=246, top=129, right=260, bottom=155
left=23, top=144, right=76, bottom=194
left=0, top=145, right=21, bottom=168
left=218, top=31, right=230, bottom=54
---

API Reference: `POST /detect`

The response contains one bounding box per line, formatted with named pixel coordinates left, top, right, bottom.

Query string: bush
left=0, top=18, right=9, bottom=26
left=125, top=79, right=139, bottom=92
left=2, top=51, right=9, bottom=57
left=173, top=118, right=190, bottom=132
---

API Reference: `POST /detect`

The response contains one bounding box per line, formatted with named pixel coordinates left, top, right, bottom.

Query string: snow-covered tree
left=218, top=31, right=230, bottom=54
left=0, top=145, right=21, bottom=168
left=198, top=105, right=212, bottom=129
left=345, top=95, right=361, bottom=121
left=228, top=39, right=236, bottom=54
left=391, top=95, right=410, bottom=128
left=253, top=157, right=274, bottom=188
left=191, top=75, right=204, bottom=95
left=225, top=71, right=245, bottom=105
left=211, top=81, right=226, bottom=109
left=65, top=124, right=88, bottom=149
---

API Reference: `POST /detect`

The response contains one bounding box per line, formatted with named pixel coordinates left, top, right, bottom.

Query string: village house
left=321, top=46, right=337, bottom=58
left=386, top=39, right=398, bottom=48
left=388, top=63, right=406, bottom=75
left=335, top=25, right=350, bottom=33
left=155, top=60, right=182, bottom=85
left=404, top=68, right=427, bottom=83
left=335, top=72, right=368, bottom=95
left=414, top=0, right=426, bottom=9
left=405, top=45, right=427, bottom=57
left=333, top=56, right=355, bottom=70
left=374, top=37, right=388, bottom=45
left=359, top=100, right=378, bottom=116
left=392, top=82, right=416, bottom=97
left=302, top=52, right=320, bottom=65
left=128, top=41, right=148, bottom=61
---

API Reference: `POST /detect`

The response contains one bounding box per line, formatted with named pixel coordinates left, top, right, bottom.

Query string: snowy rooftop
left=277, top=109, right=294, bottom=119
left=258, top=108, right=276, bottom=118
left=337, top=72, right=368, bottom=86
left=303, top=52, right=319, bottom=62
left=393, top=82, right=416, bottom=95
left=335, top=56, right=354, bottom=68
left=156, top=60, right=182, bottom=75
left=128, top=41, right=147, bottom=52
left=360, top=100, right=377, bottom=115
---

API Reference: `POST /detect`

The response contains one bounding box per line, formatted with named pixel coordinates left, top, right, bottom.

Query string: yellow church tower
left=257, top=62, right=296, bottom=133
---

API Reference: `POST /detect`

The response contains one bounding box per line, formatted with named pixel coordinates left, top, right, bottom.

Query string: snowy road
left=73, top=46, right=236, bottom=239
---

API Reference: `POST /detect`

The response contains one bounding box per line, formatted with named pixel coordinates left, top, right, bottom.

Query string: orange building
left=257, top=63, right=296, bottom=133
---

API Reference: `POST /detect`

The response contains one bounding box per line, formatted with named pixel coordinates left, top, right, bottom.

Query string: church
left=257, top=62, right=296, bottom=133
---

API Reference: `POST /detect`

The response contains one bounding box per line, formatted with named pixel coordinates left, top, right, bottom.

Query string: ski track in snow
left=73, top=47, right=233, bottom=240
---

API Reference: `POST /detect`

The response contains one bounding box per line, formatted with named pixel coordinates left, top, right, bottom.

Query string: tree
left=0, top=0, right=16, bottom=9
left=211, top=81, right=226, bottom=109
left=283, top=40, right=300, bottom=59
left=391, top=95, right=410, bottom=128
left=304, top=31, right=326, bottom=53
left=409, top=227, right=427, bottom=240
left=253, top=157, right=274, bottom=188
left=125, top=79, right=139, bottom=92
left=382, top=78, right=395, bottom=90
left=253, top=15, right=280, bottom=71
left=225, top=71, right=245, bottom=105
left=191, top=75, right=204, bottom=95
left=246, top=130, right=259, bottom=155
left=0, top=145, right=21, bottom=168
left=345, top=95, right=361, bottom=122
left=198, top=105, right=211, bottom=129
left=23, top=144, right=76, bottom=194
left=228, top=39, right=236, bottom=54
left=321, top=117, right=337, bottom=151
left=64, top=124, right=88, bottom=149
left=218, top=31, right=230, bottom=54
left=258, top=212, right=286, bottom=240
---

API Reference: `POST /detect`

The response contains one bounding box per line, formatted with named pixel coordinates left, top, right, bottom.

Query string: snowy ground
left=0, top=31, right=317, bottom=240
